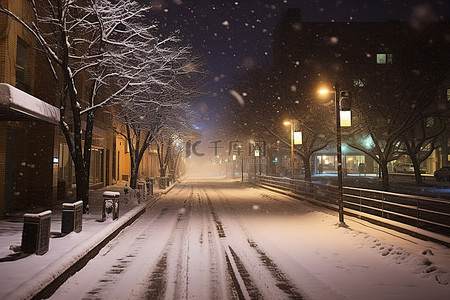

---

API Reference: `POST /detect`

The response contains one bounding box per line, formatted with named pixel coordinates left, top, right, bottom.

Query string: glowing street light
left=318, top=84, right=348, bottom=226
left=283, top=120, right=303, bottom=178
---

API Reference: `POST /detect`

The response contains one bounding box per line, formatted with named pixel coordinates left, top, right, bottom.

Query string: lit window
left=376, top=53, right=393, bottom=64
left=15, top=37, right=29, bottom=91
left=447, top=88, right=450, bottom=101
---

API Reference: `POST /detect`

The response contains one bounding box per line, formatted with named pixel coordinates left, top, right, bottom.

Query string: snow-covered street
left=51, top=178, right=450, bottom=299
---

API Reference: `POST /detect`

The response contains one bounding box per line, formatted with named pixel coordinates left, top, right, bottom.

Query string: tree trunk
left=380, top=162, right=390, bottom=190
left=130, top=167, right=138, bottom=189
left=75, top=165, right=90, bottom=213
left=303, top=156, right=312, bottom=182
left=413, top=166, right=423, bottom=185
left=411, top=156, right=424, bottom=185
left=129, top=145, right=149, bottom=189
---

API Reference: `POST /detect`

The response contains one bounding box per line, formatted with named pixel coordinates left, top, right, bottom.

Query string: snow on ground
left=1, top=178, right=449, bottom=299
left=207, top=180, right=450, bottom=299
left=0, top=185, right=145, bottom=300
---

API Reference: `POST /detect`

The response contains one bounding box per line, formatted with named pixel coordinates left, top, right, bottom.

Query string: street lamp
left=283, top=120, right=295, bottom=178
left=237, top=145, right=244, bottom=183
left=318, top=83, right=346, bottom=226
left=250, top=140, right=257, bottom=177
left=255, top=149, right=261, bottom=175
left=232, top=154, right=237, bottom=179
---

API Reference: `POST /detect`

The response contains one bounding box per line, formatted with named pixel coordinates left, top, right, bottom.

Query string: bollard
left=145, top=178, right=153, bottom=196
left=61, top=200, right=83, bottom=234
left=102, top=191, right=120, bottom=221
left=168, top=174, right=175, bottom=183
left=21, top=210, right=52, bottom=255
left=136, top=182, right=146, bottom=203
left=159, top=177, right=168, bottom=189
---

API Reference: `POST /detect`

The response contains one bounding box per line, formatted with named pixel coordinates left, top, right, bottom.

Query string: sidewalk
left=0, top=180, right=176, bottom=300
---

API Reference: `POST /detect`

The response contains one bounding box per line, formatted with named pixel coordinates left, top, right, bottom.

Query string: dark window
left=15, top=37, right=29, bottom=91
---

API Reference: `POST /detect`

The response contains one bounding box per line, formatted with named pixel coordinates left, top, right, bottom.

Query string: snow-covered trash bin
left=136, top=182, right=146, bottom=203
left=61, top=200, right=83, bottom=234
left=102, top=191, right=120, bottom=221
left=21, top=210, right=52, bottom=255
left=145, top=178, right=153, bottom=196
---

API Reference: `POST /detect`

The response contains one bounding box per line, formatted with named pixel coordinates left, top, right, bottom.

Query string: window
left=376, top=53, right=393, bottom=64
left=89, top=148, right=104, bottom=185
left=353, top=79, right=365, bottom=87
left=15, top=37, right=29, bottom=91
left=425, top=117, right=434, bottom=127
left=447, top=88, right=450, bottom=101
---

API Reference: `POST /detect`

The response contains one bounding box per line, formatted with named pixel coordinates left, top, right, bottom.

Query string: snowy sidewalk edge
left=4, top=202, right=150, bottom=300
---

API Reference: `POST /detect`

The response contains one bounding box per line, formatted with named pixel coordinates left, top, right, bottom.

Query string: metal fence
left=255, top=175, right=450, bottom=237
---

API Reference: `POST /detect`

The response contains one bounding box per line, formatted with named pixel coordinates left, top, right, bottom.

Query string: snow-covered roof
left=0, top=83, right=60, bottom=125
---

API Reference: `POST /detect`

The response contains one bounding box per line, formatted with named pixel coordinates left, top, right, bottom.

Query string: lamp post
left=283, top=120, right=294, bottom=178
left=232, top=154, right=237, bottom=178
left=319, top=83, right=345, bottom=226
left=241, top=154, right=244, bottom=182
left=237, top=145, right=244, bottom=183
left=250, top=141, right=257, bottom=177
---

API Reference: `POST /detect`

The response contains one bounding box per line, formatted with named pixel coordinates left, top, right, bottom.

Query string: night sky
left=145, top=0, right=450, bottom=126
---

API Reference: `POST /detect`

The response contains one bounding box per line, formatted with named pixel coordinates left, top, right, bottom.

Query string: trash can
left=21, top=210, right=52, bottom=255
left=136, top=182, right=146, bottom=203
left=61, top=200, right=83, bottom=234
left=102, top=191, right=120, bottom=221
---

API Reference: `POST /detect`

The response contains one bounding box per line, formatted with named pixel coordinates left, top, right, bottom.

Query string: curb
left=33, top=204, right=148, bottom=299
left=6, top=189, right=168, bottom=300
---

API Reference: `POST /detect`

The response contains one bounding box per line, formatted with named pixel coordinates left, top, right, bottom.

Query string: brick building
left=0, top=0, right=161, bottom=217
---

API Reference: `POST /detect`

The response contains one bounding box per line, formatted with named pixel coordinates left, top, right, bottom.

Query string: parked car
left=393, top=163, right=414, bottom=173
left=434, top=166, right=450, bottom=182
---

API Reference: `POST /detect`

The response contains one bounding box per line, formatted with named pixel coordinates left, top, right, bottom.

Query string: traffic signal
left=340, top=91, right=351, bottom=111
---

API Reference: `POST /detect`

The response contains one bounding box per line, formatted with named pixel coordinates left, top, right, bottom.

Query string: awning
left=0, top=83, right=60, bottom=125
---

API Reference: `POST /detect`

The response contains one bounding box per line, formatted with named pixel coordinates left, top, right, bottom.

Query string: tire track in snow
left=203, top=188, right=264, bottom=299
left=208, top=184, right=305, bottom=299
left=80, top=203, right=175, bottom=299
left=144, top=180, right=231, bottom=300
left=52, top=183, right=192, bottom=299
left=146, top=253, right=168, bottom=299
left=147, top=184, right=194, bottom=300
left=182, top=180, right=230, bottom=299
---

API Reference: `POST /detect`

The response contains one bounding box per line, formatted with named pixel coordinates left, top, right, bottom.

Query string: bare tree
left=347, top=23, right=450, bottom=190
left=0, top=0, right=172, bottom=212
left=400, top=114, right=447, bottom=184
left=155, top=103, right=200, bottom=179
left=111, top=41, right=204, bottom=188
left=224, top=65, right=334, bottom=180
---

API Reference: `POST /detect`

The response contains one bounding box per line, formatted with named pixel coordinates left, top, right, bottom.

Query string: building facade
left=0, top=0, right=162, bottom=217
left=273, top=9, right=450, bottom=176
